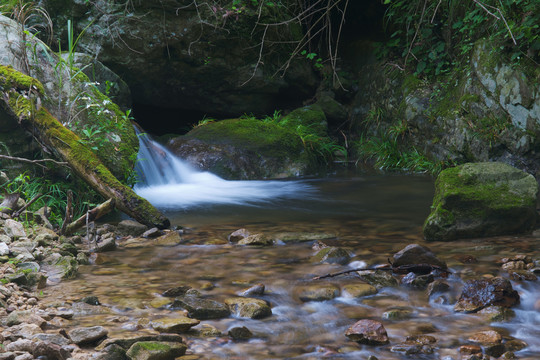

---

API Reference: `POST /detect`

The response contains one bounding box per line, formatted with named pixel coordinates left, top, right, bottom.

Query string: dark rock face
left=345, top=319, right=389, bottom=345
left=454, top=277, right=520, bottom=312
left=44, top=1, right=318, bottom=117
left=423, top=162, right=538, bottom=241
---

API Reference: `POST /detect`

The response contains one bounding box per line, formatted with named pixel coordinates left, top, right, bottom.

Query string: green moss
left=281, top=105, right=328, bottom=136
left=0, top=65, right=45, bottom=94
left=188, top=118, right=304, bottom=159
left=138, top=342, right=171, bottom=351
left=424, top=162, right=538, bottom=240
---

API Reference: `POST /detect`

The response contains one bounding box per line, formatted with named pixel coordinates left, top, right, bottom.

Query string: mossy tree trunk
left=0, top=65, right=170, bottom=229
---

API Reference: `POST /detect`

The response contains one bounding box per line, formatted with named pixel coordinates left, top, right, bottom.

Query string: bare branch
left=0, top=154, right=68, bottom=168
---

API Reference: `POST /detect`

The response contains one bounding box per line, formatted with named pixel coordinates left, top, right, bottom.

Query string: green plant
left=380, top=0, right=540, bottom=77
left=5, top=0, right=53, bottom=75
left=300, top=50, right=324, bottom=69
left=194, top=116, right=217, bottom=127
left=240, top=111, right=346, bottom=165
left=0, top=172, right=102, bottom=227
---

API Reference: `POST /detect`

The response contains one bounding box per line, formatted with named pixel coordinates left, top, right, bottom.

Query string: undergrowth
left=0, top=171, right=102, bottom=227
left=378, top=0, right=540, bottom=77
left=258, top=111, right=346, bottom=165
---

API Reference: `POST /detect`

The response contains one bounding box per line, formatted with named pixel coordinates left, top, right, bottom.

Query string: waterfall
left=133, top=128, right=313, bottom=208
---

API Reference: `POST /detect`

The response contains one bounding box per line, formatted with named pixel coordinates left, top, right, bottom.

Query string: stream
left=41, top=134, right=540, bottom=359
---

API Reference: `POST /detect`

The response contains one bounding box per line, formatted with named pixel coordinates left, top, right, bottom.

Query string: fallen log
left=0, top=65, right=170, bottom=229
left=64, top=198, right=115, bottom=235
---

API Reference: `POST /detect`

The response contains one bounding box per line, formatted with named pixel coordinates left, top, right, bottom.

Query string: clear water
left=42, top=136, right=540, bottom=359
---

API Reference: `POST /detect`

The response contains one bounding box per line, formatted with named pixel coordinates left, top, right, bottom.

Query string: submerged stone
left=423, top=162, right=538, bottom=241
left=296, top=283, right=340, bottom=302
left=311, top=246, right=351, bottom=265
left=341, top=283, right=378, bottom=298
left=228, top=326, right=253, bottom=341
left=237, top=234, right=273, bottom=246
left=392, top=244, right=447, bottom=269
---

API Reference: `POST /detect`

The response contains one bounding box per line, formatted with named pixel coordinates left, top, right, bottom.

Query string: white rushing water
left=133, top=130, right=314, bottom=208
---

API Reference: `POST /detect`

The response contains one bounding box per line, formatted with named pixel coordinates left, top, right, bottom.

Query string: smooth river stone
left=296, top=283, right=340, bottom=302
left=68, top=326, right=108, bottom=345
left=150, top=316, right=200, bottom=333
left=237, top=234, right=274, bottom=246
left=173, top=296, right=230, bottom=320
left=341, top=283, right=377, bottom=298
left=224, top=297, right=272, bottom=319
left=273, top=232, right=337, bottom=243
left=154, top=231, right=182, bottom=246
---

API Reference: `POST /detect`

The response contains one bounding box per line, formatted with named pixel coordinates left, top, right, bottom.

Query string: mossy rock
left=423, top=162, right=538, bottom=241
left=168, top=118, right=310, bottom=179
left=125, top=341, right=187, bottom=360
left=281, top=105, right=328, bottom=136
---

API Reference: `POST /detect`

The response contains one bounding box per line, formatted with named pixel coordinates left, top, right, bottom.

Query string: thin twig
left=0, top=154, right=68, bottom=168
left=472, top=0, right=516, bottom=45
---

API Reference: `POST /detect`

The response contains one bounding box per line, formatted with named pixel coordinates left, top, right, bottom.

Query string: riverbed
left=42, top=172, right=540, bottom=359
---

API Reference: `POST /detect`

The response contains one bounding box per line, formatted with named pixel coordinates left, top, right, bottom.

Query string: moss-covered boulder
left=423, top=162, right=538, bottom=241
left=167, top=117, right=310, bottom=179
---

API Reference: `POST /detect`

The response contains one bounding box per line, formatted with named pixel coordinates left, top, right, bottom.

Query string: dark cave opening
left=132, top=103, right=220, bottom=137
left=131, top=0, right=388, bottom=137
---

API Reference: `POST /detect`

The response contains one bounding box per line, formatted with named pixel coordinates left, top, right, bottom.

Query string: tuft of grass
left=353, top=132, right=451, bottom=174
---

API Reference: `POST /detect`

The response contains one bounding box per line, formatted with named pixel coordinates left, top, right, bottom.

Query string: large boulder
left=167, top=117, right=310, bottom=179
left=423, top=162, right=538, bottom=241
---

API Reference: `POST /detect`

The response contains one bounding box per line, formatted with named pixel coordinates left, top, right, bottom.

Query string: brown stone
left=468, top=330, right=502, bottom=344
left=345, top=319, right=389, bottom=345
left=228, top=229, right=250, bottom=243
left=460, top=344, right=482, bottom=355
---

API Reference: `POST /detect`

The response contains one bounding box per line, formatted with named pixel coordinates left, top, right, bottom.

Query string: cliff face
left=348, top=39, right=540, bottom=176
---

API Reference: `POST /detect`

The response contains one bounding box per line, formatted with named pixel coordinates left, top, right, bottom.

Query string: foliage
left=353, top=133, right=449, bottom=174
left=259, top=111, right=346, bottom=164
left=353, top=108, right=451, bottom=174
left=0, top=172, right=102, bottom=227
left=378, top=0, right=540, bottom=77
